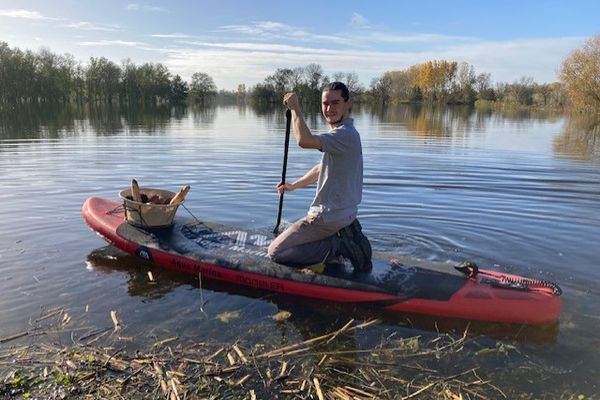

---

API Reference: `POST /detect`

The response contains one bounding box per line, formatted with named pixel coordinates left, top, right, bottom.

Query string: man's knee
left=268, top=245, right=298, bottom=265
left=267, top=241, right=282, bottom=262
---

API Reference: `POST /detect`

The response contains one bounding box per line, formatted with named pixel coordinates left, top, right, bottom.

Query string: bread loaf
left=169, top=185, right=190, bottom=205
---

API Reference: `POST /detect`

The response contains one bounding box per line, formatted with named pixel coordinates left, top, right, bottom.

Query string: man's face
left=321, top=89, right=352, bottom=125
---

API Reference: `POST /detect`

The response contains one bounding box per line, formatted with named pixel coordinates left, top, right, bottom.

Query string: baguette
left=169, top=185, right=190, bottom=205
left=131, top=179, right=142, bottom=203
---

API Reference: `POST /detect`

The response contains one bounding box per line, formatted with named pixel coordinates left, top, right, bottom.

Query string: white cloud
left=437, top=36, right=584, bottom=83
left=365, top=31, right=476, bottom=44
left=126, top=3, right=168, bottom=12
left=219, top=22, right=288, bottom=37
left=179, top=41, right=338, bottom=54
left=62, top=21, right=120, bottom=32
left=159, top=36, right=585, bottom=90
left=76, top=40, right=148, bottom=47
left=0, top=8, right=57, bottom=20
left=219, top=21, right=355, bottom=46
left=151, top=33, right=193, bottom=39
left=217, top=20, right=476, bottom=50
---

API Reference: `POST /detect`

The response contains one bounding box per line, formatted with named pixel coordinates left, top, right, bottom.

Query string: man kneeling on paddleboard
left=268, top=82, right=373, bottom=272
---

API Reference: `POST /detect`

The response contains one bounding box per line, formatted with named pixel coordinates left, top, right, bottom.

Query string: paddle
left=273, top=108, right=292, bottom=235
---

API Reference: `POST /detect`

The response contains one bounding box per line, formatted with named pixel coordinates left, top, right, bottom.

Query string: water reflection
left=371, top=104, right=472, bottom=138
left=368, top=104, right=565, bottom=139
left=370, top=104, right=465, bottom=137
left=474, top=102, right=563, bottom=122
left=2, top=103, right=599, bottom=164
left=0, top=103, right=207, bottom=138
left=0, top=103, right=84, bottom=139
left=554, top=115, right=600, bottom=161
left=86, top=246, right=190, bottom=299
left=189, top=104, right=217, bottom=128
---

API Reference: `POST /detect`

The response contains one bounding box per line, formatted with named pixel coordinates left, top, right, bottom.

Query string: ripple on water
left=1, top=105, right=600, bottom=397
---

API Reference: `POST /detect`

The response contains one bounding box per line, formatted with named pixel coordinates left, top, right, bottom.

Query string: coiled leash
left=454, top=261, right=562, bottom=296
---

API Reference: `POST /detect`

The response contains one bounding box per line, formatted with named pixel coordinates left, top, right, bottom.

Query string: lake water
left=0, top=103, right=599, bottom=397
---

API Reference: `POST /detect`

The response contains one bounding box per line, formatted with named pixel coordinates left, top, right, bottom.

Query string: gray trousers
left=268, top=214, right=355, bottom=267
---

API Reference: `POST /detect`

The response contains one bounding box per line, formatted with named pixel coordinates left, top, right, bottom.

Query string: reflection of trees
left=120, top=104, right=172, bottom=135
left=475, top=102, right=563, bottom=125
left=87, top=103, right=125, bottom=135
left=366, top=104, right=567, bottom=140
left=171, top=105, right=188, bottom=121
left=369, top=104, right=479, bottom=138
left=0, top=103, right=186, bottom=138
left=190, top=103, right=217, bottom=128
left=248, top=101, right=321, bottom=119
left=88, top=103, right=174, bottom=136
left=409, top=107, right=453, bottom=137
left=246, top=102, right=323, bottom=133
left=554, top=115, right=600, bottom=161
left=247, top=101, right=277, bottom=117
left=0, top=103, right=84, bottom=139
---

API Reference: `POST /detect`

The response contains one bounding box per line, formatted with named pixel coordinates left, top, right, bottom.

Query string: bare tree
left=189, top=72, right=217, bottom=104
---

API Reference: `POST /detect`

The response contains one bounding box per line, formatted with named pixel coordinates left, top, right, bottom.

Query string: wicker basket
left=118, top=188, right=180, bottom=228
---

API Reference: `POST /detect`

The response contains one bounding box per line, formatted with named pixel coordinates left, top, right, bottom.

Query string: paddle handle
left=273, top=109, right=292, bottom=234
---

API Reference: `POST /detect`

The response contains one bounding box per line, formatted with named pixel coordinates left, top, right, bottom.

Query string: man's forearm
left=291, top=164, right=320, bottom=189
left=291, top=110, right=321, bottom=149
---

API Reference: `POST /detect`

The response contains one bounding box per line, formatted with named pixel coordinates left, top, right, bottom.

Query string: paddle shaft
left=273, top=109, right=292, bottom=234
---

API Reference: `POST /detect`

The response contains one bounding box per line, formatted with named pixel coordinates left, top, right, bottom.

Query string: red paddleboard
left=82, top=197, right=561, bottom=325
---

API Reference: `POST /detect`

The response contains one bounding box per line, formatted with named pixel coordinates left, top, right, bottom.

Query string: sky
left=1, top=0, right=598, bottom=90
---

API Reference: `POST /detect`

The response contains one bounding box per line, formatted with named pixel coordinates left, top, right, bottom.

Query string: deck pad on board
left=116, top=218, right=469, bottom=301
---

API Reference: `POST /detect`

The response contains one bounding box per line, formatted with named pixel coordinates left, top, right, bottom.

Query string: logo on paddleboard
left=135, top=246, right=153, bottom=262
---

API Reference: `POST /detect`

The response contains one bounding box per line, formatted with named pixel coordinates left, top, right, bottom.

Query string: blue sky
left=1, top=0, right=598, bottom=90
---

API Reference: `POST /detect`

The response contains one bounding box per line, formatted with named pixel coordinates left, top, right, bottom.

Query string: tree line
left=2, top=34, right=599, bottom=112
left=367, top=61, right=566, bottom=108
left=246, top=60, right=566, bottom=109
left=0, top=41, right=217, bottom=106
left=246, top=64, right=363, bottom=106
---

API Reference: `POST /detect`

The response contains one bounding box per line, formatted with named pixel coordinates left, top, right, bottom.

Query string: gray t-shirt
left=308, top=117, right=363, bottom=223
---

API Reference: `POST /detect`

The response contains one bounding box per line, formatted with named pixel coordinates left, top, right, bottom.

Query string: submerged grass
left=0, top=308, right=489, bottom=400
left=0, top=307, right=587, bottom=400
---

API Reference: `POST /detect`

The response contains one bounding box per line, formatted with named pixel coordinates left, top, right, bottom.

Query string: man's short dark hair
left=323, top=81, right=350, bottom=101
